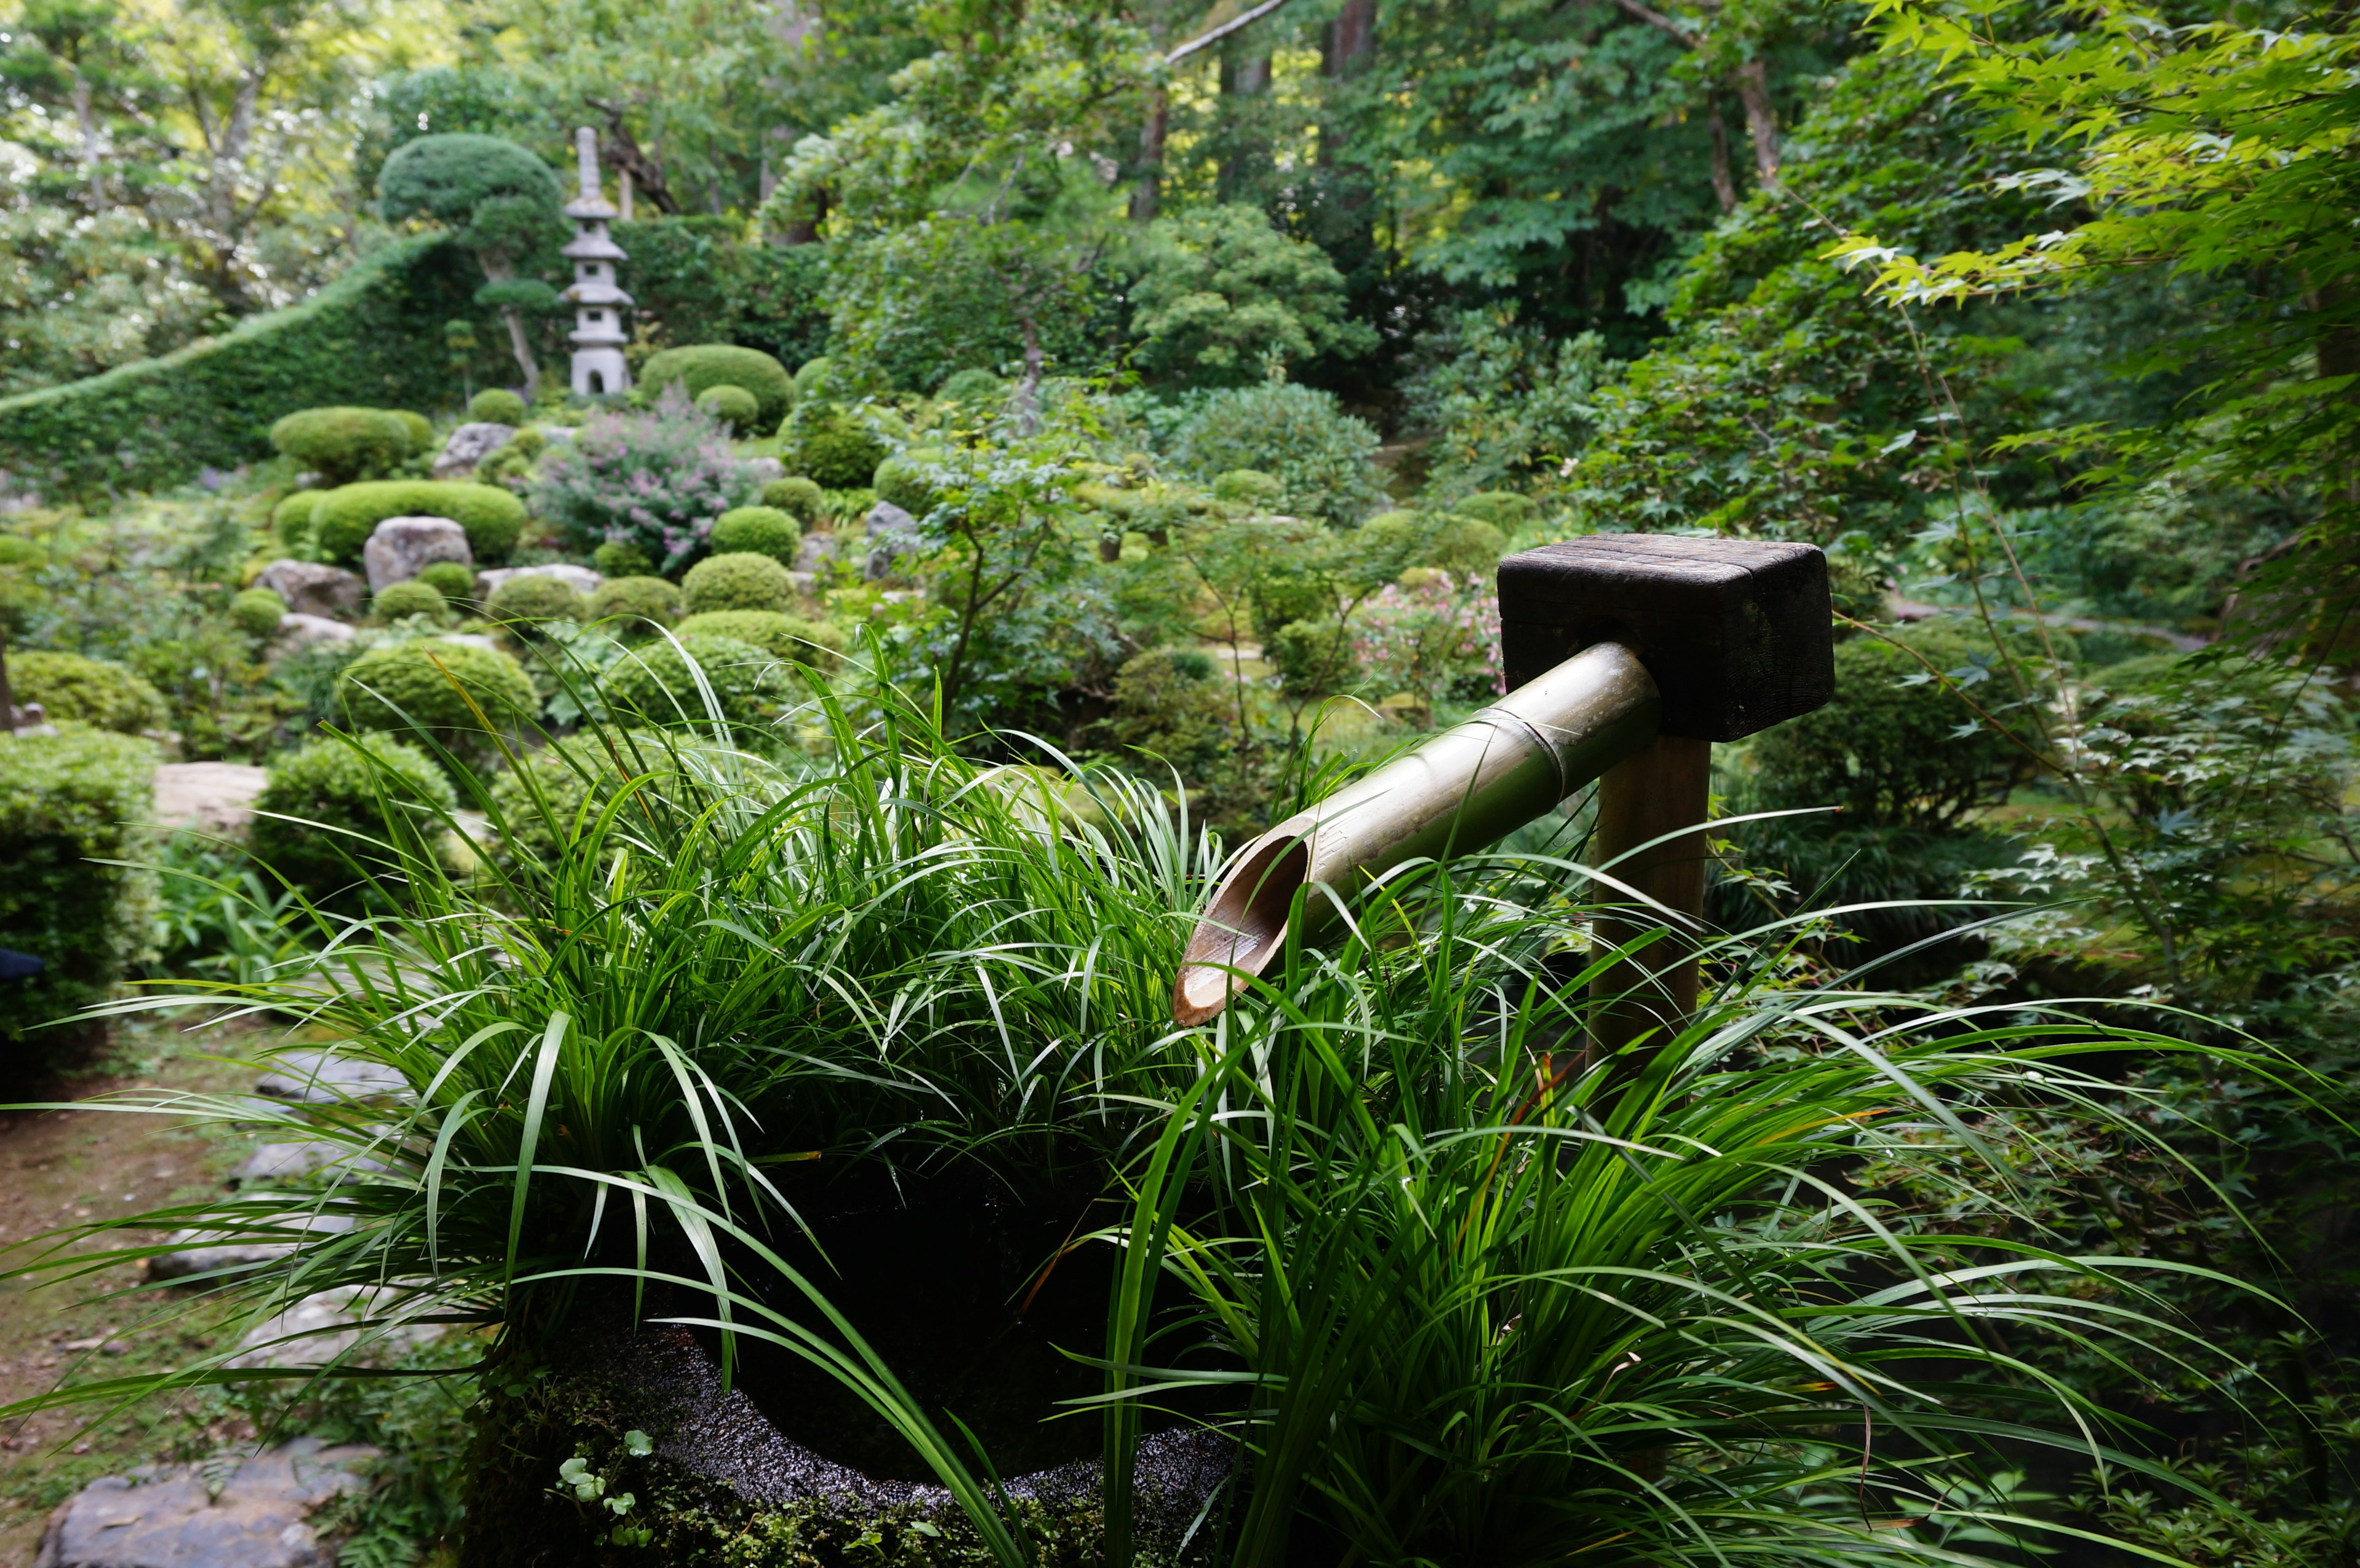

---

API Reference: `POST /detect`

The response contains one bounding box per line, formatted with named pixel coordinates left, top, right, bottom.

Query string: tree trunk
left=1219, top=53, right=1272, bottom=200
left=479, top=255, right=541, bottom=394
left=1130, top=87, right=1168, bottom=224
left=0, top=624, right=15, bottom=735
left=1731, top=57, right=1780, bottom=188
left=71, top=76, right=100, bottom=205
left=1012, top=308, right=1045, bottom=434
left=1324, top=0, right=1376, bottom=76
left=1705, top=101, right=1738, bottom=214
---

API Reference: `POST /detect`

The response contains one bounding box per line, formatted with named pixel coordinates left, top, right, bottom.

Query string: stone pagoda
left=560, top=127, right=632, bottom=397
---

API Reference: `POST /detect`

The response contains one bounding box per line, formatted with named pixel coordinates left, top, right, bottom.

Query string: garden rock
left=439, top=632, right=498, bottom=651
left=153, top=763, right=267, bottom=835
left=229, top=1140, right=392, bottom=1187
left=255, top=560, right=363, bottom=620
left=270, top=614, right=353, bottom=651
left=254, top=1049, right=408, bottom=1105
left=433, top=421, right=516, bottom=479
left=361, top=515, right=471, bottom=594
left=225, top=1287, right=442, bottom=1370
left=747, top=455, right=784, bottom=484
left=863, top=500, right=919, bottom=581
left=793, top=531, right=839, bottom=571
left=476, top=563, right=602, bottom=598
left=33, top=1436, right=377, bottom=1568
left=144, top=1213, right=356, bottom=1283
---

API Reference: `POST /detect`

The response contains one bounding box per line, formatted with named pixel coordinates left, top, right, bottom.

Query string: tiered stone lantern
left=561, top=126, right=632, bottom=398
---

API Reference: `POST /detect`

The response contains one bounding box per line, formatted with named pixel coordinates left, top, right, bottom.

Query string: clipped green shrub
left=416, top=560, right=478, bottom=605
left=470, top=388, right=529, bottom=425
left=374, top=579, right=450, bottom=625
left=1171, top=383, right=1386, bottom=526
left=337, top=638, right=538, bottom=772
left=592, top=541, right=655, bottom=578
left=605, top=634, right=790, bottom=739
left=312, top=480, right=526, bottom=565
left=0, top=727, right=156, bottom=1046
left=761, top=476, right=824, bottom=522
left=1253, top=572, right=1337, bottom=643
left=486, top=727, right=706, bottom=870
left=790, top=411, right=888, bottom=490
left=681, top=552, right=794, bottom=615
left=273, top=490, right=326, bottom=544
left=871, top=452, right=943, bottom=518
left=1213, top=469, right=1284, bottom=508
left=586, top=576, right=681, bottom=634
left=486, top=573, right=588, bottom=629
left=639, top=345, right=795, bottom=432
left=0, top=235, right=518, bottom=500
left=935, top=367, right=1004, bottom=406
left=248, top=733, right=458, bottom=907
left=1268, top=617, right=1357, bottom=696
left=1752, top=622, right=2027, bottom=830
left=392, top=410, right=434, bottom=453
left=694, top=384, right=761, bottom=436
left=230, top=587, right=288, bottom=637
left=709, top=506, right=800, bottom=564
left=1454, top=491, right=1535, bottom=531
left=5, top=651, right=167, bottom=733
left=674, top=610, right=841, bottom=669
left=1358, top=510, right=1507, bottom=582
left=268, top=406, right=417, bottom=486
left=791, top=355, right=836, bottom=402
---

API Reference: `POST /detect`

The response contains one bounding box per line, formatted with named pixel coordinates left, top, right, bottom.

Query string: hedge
left=0, top=727, right=157, bottom=1046
left=249, top=732, right=458, bottom=907
left=312, top=480, right=526, bottom=564
left=4, top=651, right=168, bottom=733
left=0, top=235, right=511, bottom=500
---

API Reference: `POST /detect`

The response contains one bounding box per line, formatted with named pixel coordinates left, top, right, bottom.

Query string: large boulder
left=143, top=1213, right=356, bottom=1284
left=33, top=1437, right=377, bottom=1568
left=476, top=562, right=602, bottom=598
left=270, top=614, right=353, bottom=651
left=433, top=420, right=517, bottom=479
left=253, top=1049, right=409, bottom=1105
left=254, top=560, right=363, bottom=621
left=863, top=500, right=919, bottom=582
left=361, top=515, right=472, bottom=594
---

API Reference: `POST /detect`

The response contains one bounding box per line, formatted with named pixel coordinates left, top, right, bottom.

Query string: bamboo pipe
left=1172, top=643, right=1661, bottom=1025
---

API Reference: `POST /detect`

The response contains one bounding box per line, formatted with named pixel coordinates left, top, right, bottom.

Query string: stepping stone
left=226, top=1287, right=443, bottom=1371
left=152, top=763, right=268, bottom=836
left=144, top=1213, right=355, bottom=1284
left=255, top=560, right=363, bottom=621
left=253, top=1051, right=407, bottom=1105
left=227, top=1141, right=391, bottom=1188
left=33, top=1435, right=377, bottom=1568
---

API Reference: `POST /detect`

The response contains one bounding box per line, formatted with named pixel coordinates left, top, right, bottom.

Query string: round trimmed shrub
left=0, top=535, right=39, bottom=566
left=1171, top=383, right=1385, bottom=526
left=675, top=610, right=843, bottom=670
left=416, top=560, right=478, bottom=606
left=792, top=356, right=837, bottom=402
left=639, top=345, right=795, bottom=431
left=273, top=490, right=326, bottom=544
left=230, top=587, right=289, bottom=637
left=1356, top=511, right=1507, bottom=584
left=391, top=410, right=434, bottom=453
left=1212, top=469, right=1284, bottom=508
left=592, top=540, right=655, bottom=578
left=250, top=734, right=458, bottom=907
left=709, top=506, right=800, bottom=565
left=871, top=452, right=943, bottom=518
left=695, top=384, right=761, bottom=436
left=470, top=388, right=529, bottom=425
left=935, top=367, right=1004, bottom=406
left=793, top=412, right=889, bottom=491
left=337, top=638, right=538, bottom=772
left=761, top=476, right=824, bottom=522
left=486, top=573, right=588, bottom=629
left=312, top=481, right=527, bottom=565
left=1453, top=492, right=1535, bottom=531
left=682, top=552, right=794, bottom=615
left=269, top=407, right=416, bottom=486
left=373, top=579, right=450, bottom=625
left=586, top=575, right=681, bottom=634
left=6, top=651, right=167, bottom=732
left=605, top=635, right=790, bottom=739
left=487, top=728, right=707, bottom=869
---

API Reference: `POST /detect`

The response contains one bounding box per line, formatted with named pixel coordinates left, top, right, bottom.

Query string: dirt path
left=0, top=1016, right=273, bottom=1565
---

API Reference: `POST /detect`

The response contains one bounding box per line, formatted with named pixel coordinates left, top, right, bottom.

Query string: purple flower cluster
left=532, top=386, right=760, bottom=570
left=1350, top=572, right=1504, bottom=700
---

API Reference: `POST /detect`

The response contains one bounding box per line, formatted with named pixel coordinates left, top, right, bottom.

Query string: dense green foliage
left=3, top=650, right=167, bottom=732
left=468, top=388, right=528, bottom=425
left=372, top=579, right=450, bottom=624
left=415, top=560, right=478, bottom=605
left=484, top=573, right=588, bottom=627
left=603, top=633, right=792, bottom=739
left=761, top=476, right=825, bottom=521
left=0, top=726, right=155, bottom=1046
left=672, top=609, right=840, bottom=667
left=312, top=480, right=526, bottom=564
left=248, top=732, right=458, bottom=906
left=708, top=506, right=800, bottom=563
left=584, top=574, right=680, bottom=632
left=680, top=551, right=795, bottom=615
left=1166, top=385, right=1386, bottom=526
left=336, top=637, right=538, bottom=771
left=268, top=406, right=421, bottom=486
left=639, top=345, right=795, bottom=433
left=229, top=587, right=288, bottom=637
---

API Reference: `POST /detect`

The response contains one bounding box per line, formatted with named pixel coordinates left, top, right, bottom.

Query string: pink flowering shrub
left=1349, top=571, right=1504, bottom=704
left=532, top=386, right=760, bottom=572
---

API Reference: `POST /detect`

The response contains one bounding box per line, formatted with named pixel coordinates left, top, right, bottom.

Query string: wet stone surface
left=33, top=1437, right=376, bottom=1568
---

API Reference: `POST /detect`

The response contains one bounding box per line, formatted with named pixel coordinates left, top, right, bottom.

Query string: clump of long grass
left=2, top=655, right=2295, bottom=1568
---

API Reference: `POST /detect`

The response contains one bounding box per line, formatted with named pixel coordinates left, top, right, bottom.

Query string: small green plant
left=415, top=560, right=478, bottom=606
left=230, top=587, right=289, bottom=638
left=761, top=476, right=825, bottom=522
left=592, top=540, right=655, bottom=578
left=681, top=551, right=794, bottom=615
left=604, top=633, right=793, bottom=739
left=336, top=637, right=538, bottom=773
left=1170, top=383, right=1386, bottom=526
left=312, top=480, right=526, bottom=565
left=935, top=367, right=1004, bottom=407
left=273, top=490, right=326, bottom=546
left=268, top=407, right=419, bottom=486
left=708, top=506, right=800, bottom=565
left=1212, top=468, right=1283, bottom=508
left=248, top=732, right=458, bottom=906
left=871, top=452, right=943, bottom=518
left=640, top=345, right=796, bottom=431
left=694, top=383, right=761, bottom=436
left=673, top=609, right=841, bottom=667
left=470, top=388, right=529, bottom=425
left=790, top=410, right=889, bottom=490
left=486, top=573, right=588, bottom=630
left=372, top=579, right=450, bottom=625
left=2, top=649, right=168, bottom=732
left=584, top=575, right=681, bottom=635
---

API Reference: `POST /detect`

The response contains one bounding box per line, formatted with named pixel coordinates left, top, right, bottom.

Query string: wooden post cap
left=1497, top=535, right=1835, bottom=742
